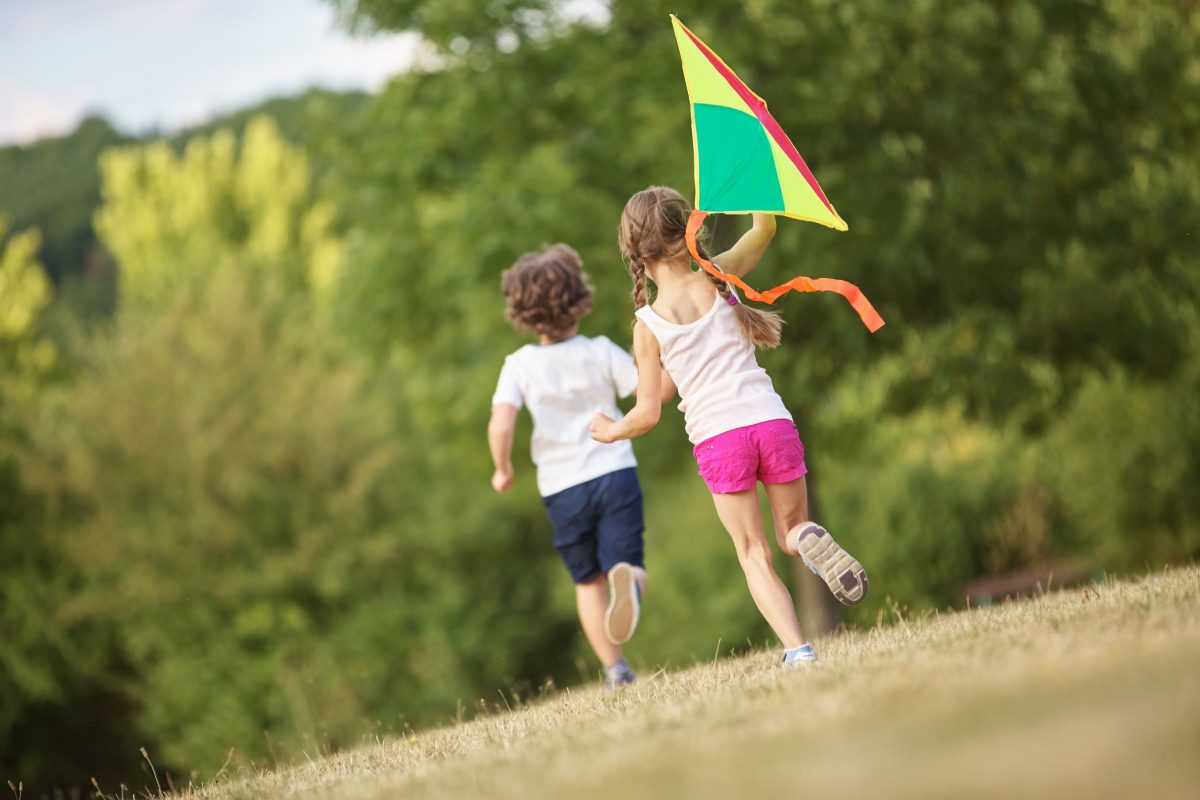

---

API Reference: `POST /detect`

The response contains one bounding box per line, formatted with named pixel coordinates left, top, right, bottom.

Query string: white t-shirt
left=492, top=335, right=639, bottom=497
left=635, top=293, right=791, bottom=445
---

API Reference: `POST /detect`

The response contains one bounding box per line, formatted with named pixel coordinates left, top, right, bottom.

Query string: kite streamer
left=671, top=15, right=884, bottom=332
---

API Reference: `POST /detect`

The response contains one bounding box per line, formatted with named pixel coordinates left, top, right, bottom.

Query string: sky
left=0, top=0, right=424, bottom=145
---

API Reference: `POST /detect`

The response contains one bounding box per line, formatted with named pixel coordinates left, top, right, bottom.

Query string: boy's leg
left=575, top=575, right=623, bottom=666
left=710, top=488, right=807, bottom=649
left=604, top=562, right=642, bottom=644
left=594, top=469, right=647, bottom=645
left=546, top=481, right=630, bottom=673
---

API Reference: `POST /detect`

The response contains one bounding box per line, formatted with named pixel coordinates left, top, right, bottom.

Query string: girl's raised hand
left=712, top=213, right=776, bottom=277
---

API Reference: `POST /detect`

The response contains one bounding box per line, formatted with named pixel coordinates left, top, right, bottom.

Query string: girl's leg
left=762, top=476, right=809, bottom=554
left=576, top=576, right=622, bottom=665
left=710, top=489, right=807, bottom=649
left=765, top=476, right=869, bottom=606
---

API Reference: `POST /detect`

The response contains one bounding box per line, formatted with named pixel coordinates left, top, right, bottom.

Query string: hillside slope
left=173, top=567, right=1199, bottom=800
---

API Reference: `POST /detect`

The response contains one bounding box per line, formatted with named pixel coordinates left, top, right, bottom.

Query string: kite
left=671, top=15, right=885, bottom=332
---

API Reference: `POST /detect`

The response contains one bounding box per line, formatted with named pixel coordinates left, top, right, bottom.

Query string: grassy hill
left=131, top=566, right=1200, bottom=799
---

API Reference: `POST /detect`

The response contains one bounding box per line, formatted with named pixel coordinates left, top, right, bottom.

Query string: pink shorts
left=693, top=419, right=808, bottom=494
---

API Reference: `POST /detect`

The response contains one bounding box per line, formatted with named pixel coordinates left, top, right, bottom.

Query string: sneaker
left=604, top=562, right=641, bottom=644
left=791, top=522, right=869, bottom=606
left=782, top=643, right=818, bottom=670
left=603, top=659, right=637, bottom=691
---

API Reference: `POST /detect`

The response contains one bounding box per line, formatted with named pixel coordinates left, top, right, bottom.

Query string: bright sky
left=0, top=0, right=424, bottom=145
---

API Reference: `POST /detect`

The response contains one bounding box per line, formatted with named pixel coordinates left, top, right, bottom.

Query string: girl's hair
left=501, top=243, right=593, bottom=341
left=617, top=186, right=782, bottom=349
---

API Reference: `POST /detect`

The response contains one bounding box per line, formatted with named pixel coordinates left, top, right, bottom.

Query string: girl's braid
left=630, top=256, right=649, bottom=309
left=704, top=270, right=731, bottom=300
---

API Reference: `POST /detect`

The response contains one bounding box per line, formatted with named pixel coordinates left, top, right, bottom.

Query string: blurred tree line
left=1, top=0, right=1197, bottom=791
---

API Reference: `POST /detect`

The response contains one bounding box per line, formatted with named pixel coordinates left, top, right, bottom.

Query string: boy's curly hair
left=501, top=244, right=594, bottom=342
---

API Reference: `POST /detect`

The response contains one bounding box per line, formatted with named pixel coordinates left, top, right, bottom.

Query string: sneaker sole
left=793, top=523, right=869, bottom=606
left=604, top=563, right=640, bottom=644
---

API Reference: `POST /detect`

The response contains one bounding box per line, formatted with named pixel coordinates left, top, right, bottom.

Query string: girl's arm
left=659, top=369, right=677, bottom=404
left=711, top=213, right=776, bottom=277
left=487, top=403, right=519, bottom=492
left=591, top=322, right=663, bottom=443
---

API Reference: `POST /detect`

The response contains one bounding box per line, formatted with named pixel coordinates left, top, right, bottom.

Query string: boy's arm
left=591, top=322, right=663, bottom=443
left=711, top=213, right=776, bottom=277
left=488, top=403, right=519, bottom=492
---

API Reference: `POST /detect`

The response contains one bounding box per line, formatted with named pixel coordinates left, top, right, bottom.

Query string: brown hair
left=501, top=244, right=594, bottom=341
left=617, top=186, right=782, bottom=349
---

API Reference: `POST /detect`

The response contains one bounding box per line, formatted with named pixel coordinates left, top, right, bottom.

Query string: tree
left=0, top=220, right=87, bottom=783
left=0, top=117, right=125, bottom=290
left=15, top=117, right=577, bottom=781
left=0, top=218, right=54, bottom=381
left=94, top=116, right=344, bottom=312
left=331, top=0, right=564, bottom=51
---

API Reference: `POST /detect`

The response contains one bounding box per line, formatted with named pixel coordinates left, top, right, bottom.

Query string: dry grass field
left=154, top=566, right=1199, bottom=799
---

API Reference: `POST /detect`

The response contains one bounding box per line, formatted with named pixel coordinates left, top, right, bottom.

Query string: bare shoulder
left=632, top=319, right=660, bottom=351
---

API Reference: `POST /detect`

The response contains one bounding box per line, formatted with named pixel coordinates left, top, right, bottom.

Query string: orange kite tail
left=685, top=211, right=885, bottom=333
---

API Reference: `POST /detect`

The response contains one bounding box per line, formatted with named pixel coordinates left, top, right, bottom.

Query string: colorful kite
left=671, top=15, right=884, bottom=332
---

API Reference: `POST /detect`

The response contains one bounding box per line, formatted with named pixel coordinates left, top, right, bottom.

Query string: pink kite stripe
left=680, top=25, right=836, bottom=216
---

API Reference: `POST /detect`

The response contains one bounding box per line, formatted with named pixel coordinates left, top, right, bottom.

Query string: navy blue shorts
left=542, top=467, right=645, bottom=584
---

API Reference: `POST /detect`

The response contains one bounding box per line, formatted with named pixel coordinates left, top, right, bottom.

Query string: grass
left=171, top=566, right=1199, bottom=800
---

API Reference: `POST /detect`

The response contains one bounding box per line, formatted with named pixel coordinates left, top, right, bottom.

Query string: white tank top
left=635, top=292, right=792, bottom=445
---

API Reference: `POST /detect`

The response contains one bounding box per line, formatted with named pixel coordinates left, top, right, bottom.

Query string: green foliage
left=29, top=285, right=571, bottom=773
left=812, top=357, right=1035, bottom=617
left=0, top=218, right=54, bottom=380
left=94, top=116, right=344, bottom=310
left=0, top=221, right=53, bottom=700
left=170, top=89, right=369, bottom=153
left=0, top=116, right=125, bottom=287
left=30, top=273, right=405, bottom=770
left=0, top=222, right=89, bottom=781
left=331, top=0, right=562, bottom=51
left=0, top=91, right=367, bottom=327
left=9, top=118, right=576, bottom=780
left=1040, top=357, right=1200, bottom=568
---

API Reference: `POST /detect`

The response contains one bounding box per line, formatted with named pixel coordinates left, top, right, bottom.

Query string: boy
left=488, top=244, right=647, bottom=690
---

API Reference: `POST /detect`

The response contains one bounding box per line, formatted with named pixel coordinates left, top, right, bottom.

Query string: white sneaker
left=781, top=643, right=818, bottom=670
left=603, top=659, right=638, bottom=691
left=791, top=522, right=869, bottom=606
left=604, top=562, right=641, bottom=644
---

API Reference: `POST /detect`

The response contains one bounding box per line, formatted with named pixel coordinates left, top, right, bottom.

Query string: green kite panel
left=695, top=103, right=785, bottom=214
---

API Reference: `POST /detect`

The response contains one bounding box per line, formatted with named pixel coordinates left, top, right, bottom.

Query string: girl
left=589, top=186, right=868, bottom=668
